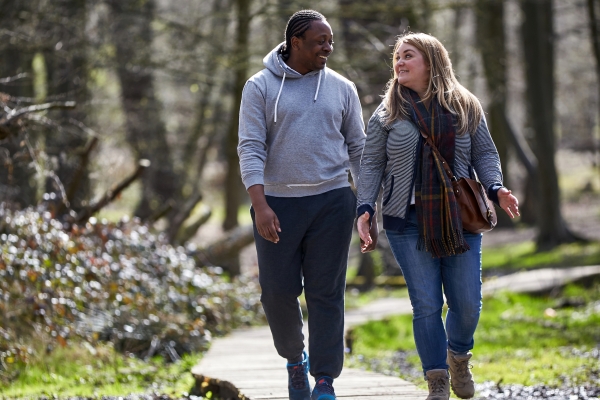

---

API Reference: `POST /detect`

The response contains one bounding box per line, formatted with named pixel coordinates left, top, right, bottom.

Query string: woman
left=356, top=33, right=519, bottom=400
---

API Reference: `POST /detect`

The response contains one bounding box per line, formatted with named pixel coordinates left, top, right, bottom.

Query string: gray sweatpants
left=251, top=187, right=356, bottom=380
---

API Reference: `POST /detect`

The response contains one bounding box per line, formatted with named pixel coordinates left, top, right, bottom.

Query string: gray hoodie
left=237, top=43, right=366, bottom=197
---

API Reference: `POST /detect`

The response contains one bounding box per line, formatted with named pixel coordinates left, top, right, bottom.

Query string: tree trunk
left=107, top=0, right=180, bottom=220
left=449, top=6, right=465, bottom=67
left=521, top=0, right=577, bottom=250
left=43, top=0, right=91, bottom=212
left=182, top=0, right=230, bottom=181
left=587, top=0, right=600, bottom=184
left=475, top=0, right=513, bottom=228
left=503, top=114, right=538, bottom=225
left=356, top=252, right=376, bottom=291
left=0, top=0, right=43, bottom=207
left=0, top=49, right=37, bottom=207
left=222, top=0, right=252, bottom=231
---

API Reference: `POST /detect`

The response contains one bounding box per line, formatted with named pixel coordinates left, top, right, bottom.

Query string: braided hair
left=279, top=10, right=325, bottom=60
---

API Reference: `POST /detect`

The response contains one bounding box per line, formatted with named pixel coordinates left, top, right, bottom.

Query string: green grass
left=0, top=342, right=200, bottom=398
left=482, top=240, right=600, bottom=271
left=345, top=282, right=600, bottom=388
left=345, top=286, right=409, bottom=310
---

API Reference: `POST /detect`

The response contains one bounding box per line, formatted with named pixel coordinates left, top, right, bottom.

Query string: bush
left=0, top=203, right=264, bottom=381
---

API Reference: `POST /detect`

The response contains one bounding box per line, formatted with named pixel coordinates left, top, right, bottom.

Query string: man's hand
left=357, top=211, right=378, bottom=253
left=253, top=203, right=281, bottom=243
left=248, top=184, right=281, bottom=243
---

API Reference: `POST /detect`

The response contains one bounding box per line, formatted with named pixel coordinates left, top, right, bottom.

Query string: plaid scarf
left=405, top=88, right=469, bottom=258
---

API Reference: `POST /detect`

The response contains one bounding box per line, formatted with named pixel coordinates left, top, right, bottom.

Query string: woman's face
left=394, top=42, right=430, bottom=97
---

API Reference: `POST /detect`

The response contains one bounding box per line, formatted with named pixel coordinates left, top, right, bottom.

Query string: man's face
left=291, top=20, right=333, bottom=74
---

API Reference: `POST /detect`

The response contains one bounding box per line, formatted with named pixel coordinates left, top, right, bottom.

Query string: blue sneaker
left=311, top=376, right=336, bottom=400
left=287, top=351, right=311, bottom=400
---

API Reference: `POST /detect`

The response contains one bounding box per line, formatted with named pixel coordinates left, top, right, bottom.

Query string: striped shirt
left=356, top=102, right=503, bottom=232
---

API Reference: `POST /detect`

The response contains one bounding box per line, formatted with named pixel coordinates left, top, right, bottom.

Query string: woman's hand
left=357, top=212, right=378, bottom=253
left=498, top=187, right=520, bottom=219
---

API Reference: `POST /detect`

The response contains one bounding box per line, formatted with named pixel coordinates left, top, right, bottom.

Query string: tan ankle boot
left=425, top=369, right=450, bottom=400
left=447, top=349, right=475, bottom=399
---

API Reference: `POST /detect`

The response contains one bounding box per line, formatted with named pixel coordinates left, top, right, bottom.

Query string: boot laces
left=428, top=376, right=447, bottom=394
left=454, top=356, right=472, bottom=379
left=290, top=365, right=307, bottom=390
left=315, top=378, right=335, bottom=395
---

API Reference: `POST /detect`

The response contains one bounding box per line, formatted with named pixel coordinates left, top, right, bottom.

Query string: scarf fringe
left=417, top=229, right=471, bottom=258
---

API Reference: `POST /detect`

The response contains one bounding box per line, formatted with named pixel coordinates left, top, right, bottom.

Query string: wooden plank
left=191, top=295, right=430, bottom=399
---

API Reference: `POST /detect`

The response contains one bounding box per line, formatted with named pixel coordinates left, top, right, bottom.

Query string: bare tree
left=223, top=0, right=252, bottom=231
left=0, top=0, right=40, bottom=207
left=106, top=0, right=181, bottom=220
left=521, top=0, right=579, bottom=249
left=475, top=0, right=515, bottom=227
left=587, top=0, right=600, bottom=179
left=42, top=0, right=92, bottom=212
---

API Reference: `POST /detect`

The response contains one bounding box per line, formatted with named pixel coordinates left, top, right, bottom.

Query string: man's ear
left=290, top=36, right=301, bottom=51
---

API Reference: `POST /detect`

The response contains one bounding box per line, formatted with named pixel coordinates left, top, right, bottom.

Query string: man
left=237, top=10, right=365, bottom=400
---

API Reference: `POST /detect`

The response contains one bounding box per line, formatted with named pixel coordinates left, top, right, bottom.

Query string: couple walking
left=237, top=10, right=520, bottom=400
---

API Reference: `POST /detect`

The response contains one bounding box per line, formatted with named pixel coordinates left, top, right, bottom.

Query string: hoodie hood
left=263, top=42, right=321, bottom=79
left=263, top=42, right=323, bottom=122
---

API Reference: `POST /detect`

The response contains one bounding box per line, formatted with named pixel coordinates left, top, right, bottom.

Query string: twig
left=20, top=135, right=68, bottom=212
left=175, top=207, right=212, bottom=245
left=6, top=101, right=76, bottom=121
left=147, top=199, right=175, bottom=223
left=167, top=189, right=203, bottom=243
left=69, top=118, right=97, bottom=139
left=0, top=73, right=29, bottom=84
left=0, top=101, right=77, bottom=139
left=76, top=159, right=150, bottom=223
left=503, top=113, right=537, bottom=177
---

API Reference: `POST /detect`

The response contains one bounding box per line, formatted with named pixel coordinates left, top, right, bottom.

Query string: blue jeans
left=385, top=207, right=482, bottom=375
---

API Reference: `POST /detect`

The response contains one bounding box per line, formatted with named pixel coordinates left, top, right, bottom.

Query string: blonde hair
left=383, top=32, right=482, bottom=135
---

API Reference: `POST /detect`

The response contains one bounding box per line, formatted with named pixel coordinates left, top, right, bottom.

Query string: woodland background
left=1, top=0, right=600, bottom=269
left=1, top=0, right=600, bottom=396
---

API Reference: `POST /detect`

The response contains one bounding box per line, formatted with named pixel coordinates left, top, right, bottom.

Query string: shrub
left=0, top=203, right=264, bottom=380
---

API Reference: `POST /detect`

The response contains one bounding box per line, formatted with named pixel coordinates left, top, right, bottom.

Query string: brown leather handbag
left=421, top=132, right=497, bottom=234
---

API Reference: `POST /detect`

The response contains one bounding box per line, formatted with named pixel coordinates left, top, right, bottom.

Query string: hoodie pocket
left=382, top=175, right=395, bottom=206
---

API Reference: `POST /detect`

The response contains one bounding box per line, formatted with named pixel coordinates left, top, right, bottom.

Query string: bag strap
left=418, top=130, right=458, bottom=183
left=420, top=130, right=494, bottom=218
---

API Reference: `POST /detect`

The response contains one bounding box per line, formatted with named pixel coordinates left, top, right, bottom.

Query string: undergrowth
left=346, top=281, right=600, bottom=388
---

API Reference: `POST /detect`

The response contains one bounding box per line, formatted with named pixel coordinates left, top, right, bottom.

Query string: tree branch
left=57, top=136, right=99, bottom=215
left=174, top=206, right=212, bottom=245
left=167, top=189, right=203, bottom=243
left=0, top=73, right=29, bottom=84
left=6, top=101, right=76, bottom=121
left=503, top=113, right=537, bottom=177
left=76, top=159, right=150, bottom=223
left=190, top=224, right=254, bottom=269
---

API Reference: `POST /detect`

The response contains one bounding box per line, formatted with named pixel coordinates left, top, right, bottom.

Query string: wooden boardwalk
left=191, top=265, right=600, bottom=399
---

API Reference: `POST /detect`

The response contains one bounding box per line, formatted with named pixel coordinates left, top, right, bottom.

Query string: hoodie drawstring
left=314, top=70, right=322, bottom=102
left=274, top=72, right=286, bottom=123
left=274, top=69, right=322, bottom=123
